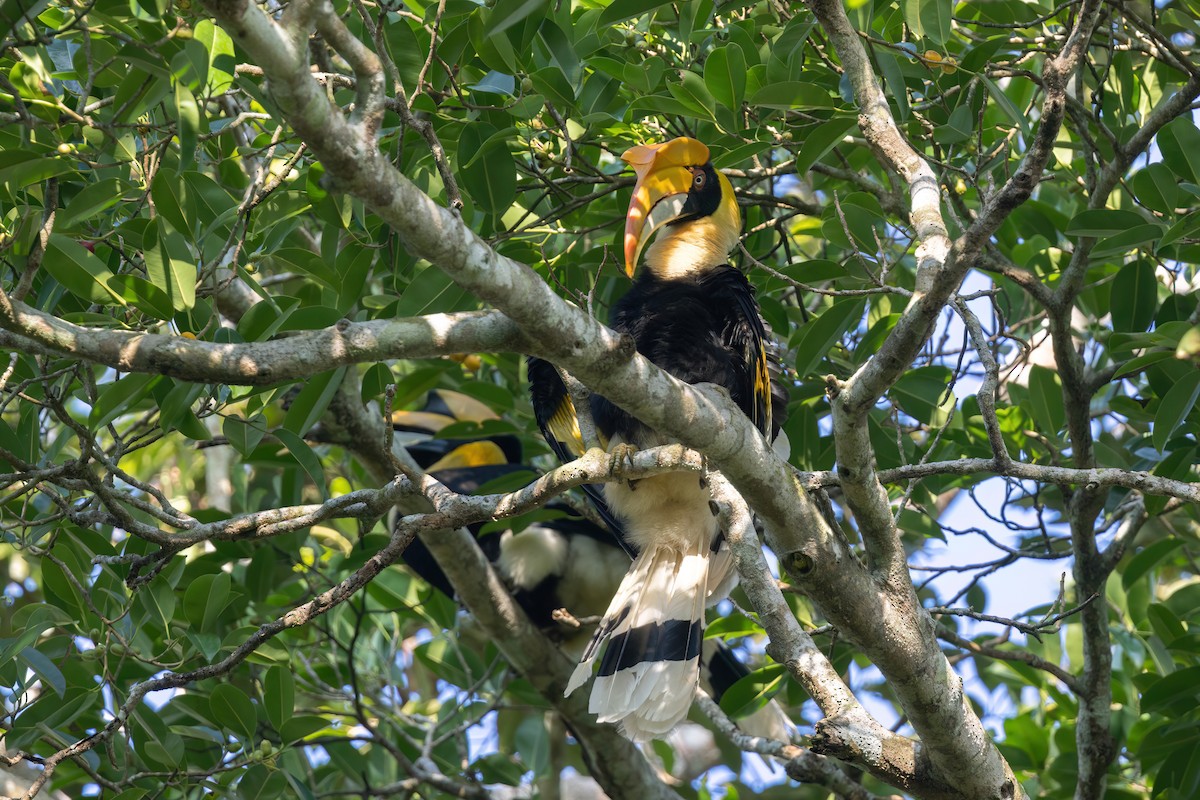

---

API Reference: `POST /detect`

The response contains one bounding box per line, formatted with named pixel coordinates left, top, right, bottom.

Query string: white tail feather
left=565, top=540, right=725, bottom=741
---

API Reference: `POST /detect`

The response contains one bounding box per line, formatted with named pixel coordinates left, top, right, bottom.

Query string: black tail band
left=598, top=619, right=703, bottom=676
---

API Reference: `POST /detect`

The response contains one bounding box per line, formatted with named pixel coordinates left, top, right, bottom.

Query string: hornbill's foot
left=609, top=442, right=640, bottom=489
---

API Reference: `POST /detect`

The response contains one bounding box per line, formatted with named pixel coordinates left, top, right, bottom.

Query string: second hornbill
left=529, top=137, right=788, bottom=740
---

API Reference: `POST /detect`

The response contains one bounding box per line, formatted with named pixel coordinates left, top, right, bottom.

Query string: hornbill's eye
left=692, top=169, right=706, bottom=189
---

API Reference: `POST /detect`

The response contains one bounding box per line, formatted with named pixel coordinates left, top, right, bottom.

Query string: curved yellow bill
left=621, top=137, right=710, bottom=277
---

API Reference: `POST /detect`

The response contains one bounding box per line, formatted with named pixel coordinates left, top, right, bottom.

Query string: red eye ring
left=692, top=169, right=706, bottom=188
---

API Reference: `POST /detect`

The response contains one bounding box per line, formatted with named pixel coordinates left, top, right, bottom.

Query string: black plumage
left=527, top=137, right=790, bottom=740
left=593, top=264, right=780, bottom=446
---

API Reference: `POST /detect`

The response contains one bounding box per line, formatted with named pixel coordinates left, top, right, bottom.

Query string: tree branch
left=0, top=307, right=527, bottom=385
left=189, top=1, right=1037, bottom=795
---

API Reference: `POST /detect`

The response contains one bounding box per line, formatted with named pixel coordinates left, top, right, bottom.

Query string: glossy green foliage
left=2, top=0, right=1200, bottom=797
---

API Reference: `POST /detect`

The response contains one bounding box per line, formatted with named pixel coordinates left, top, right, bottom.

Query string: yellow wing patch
left=425, top=441, right=508, bottom=472
left=548, top=396, right=587, bottom=458
left=390, top=410, right=455, bottom=433
left=437, top=390, right=500, bottom=423
left=753, top=342, right=772, bottom=438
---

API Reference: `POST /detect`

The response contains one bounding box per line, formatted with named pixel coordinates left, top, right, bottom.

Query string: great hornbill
left=395, top=391, right=791, bottom=744
left=528, top=137, right=789, bottom=740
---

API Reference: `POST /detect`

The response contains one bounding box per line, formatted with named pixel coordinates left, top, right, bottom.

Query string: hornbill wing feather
left=701, top=266, right=785, bottom=441
left=527, top=356, right=636, bottom=558
left=726, top=270, right=772, bottom=438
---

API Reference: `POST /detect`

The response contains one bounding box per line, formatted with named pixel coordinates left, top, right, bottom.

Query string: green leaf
left=1113, top=349, right=1176, bottom=379
left=237, top=765, right=289, bottom=799
left=238, top=296, right=298, bottom=342
left=274, top=427, right=327, bottom=490
left=282, top=367, right=348, bottom=436
left=396, top=269, right=469, bottom=318
left=58, top=178, right=130, bottom=230
left=210, top=683, right=258, bottom=742
left=0, top=615, right=60, bottom=665
left=704, top=46, right=746, bottom=110
left=540, top=20, right=580, bottom=86
left=224, top=416, right=266, bottom=456
left=183, top=571, right=232, bottom=633
left=1160, top=210, right=1200, bottom=250
left=793, top=117, right=856, bottom=177
left=933, top=104, right=973, bottom=145
left=1092, top=224, right=1163, bottom=259
left=598, top=0, right=670, bottom=26
left=171, top=39, right=209, bottom=95
left=1123, top=539, right=1184, bottom=590
left=627, top=94, right=706, bottom=121
left=794, top=298, right=866, bottom=378
left=1066, top=209, right=1150, bottom=237
left=1132, top=162, right=1180, bottom=214
left=415, top=636, right=484, bottom=688
left=705, top=613, right=765, bottom=639
left=473, top=752, right=525, bottom=785
left=718, top=663, right=787, bottom=719
left=876, top=51, right=909, bottom=121
left=905, top=0, right=951, bottom=44
left=108, top=791, right=148, bottom=800
left=486, top=0, right=548, bottom=36
left=150, top=172, right=192, bottom=238
left=982, top=76, right=1030, bottom=140
left=667, top=70, right=716, bottom=117
left=458, top=123, right=516, bottom=214
left=90, top=373, right=159, bottom=429
left=748, top=81, right=835, bottom=110
left=144, top=220, right=198, bottom=311
left=1110, top=260, right=1158, bottom=333
left=262, top=665, right=295, bottom=730
left=280, top=715, right=328, bottom=743
left=1157, top=118, right=1200, bottom=184
left=529, top=65, right=574, bottom=110
left=43, top=233, right=126, bottom=305
left=1142, top=665, right=1200, bottom=714
left=1153, top=369, right=1200, bottom=452
left=1027, top=365, right=1065, bottom=438
left=470, top=70, right=516, bottom=95
left=109, top=275, right=174, bottom=320
left=0, top=150, right=76, bottom=193
left=515, top=715, right=550, bottom=776
left=143, top=579, right=177, bottom=633
left=193, top=20, right=235, bottom=95
left=8, top=692, right=98, bottom=750
left=20, top=648, right=66, bottom=697
left=891, top=366, right=955, bottom=425
left=174, top=83, right=201, bottom=171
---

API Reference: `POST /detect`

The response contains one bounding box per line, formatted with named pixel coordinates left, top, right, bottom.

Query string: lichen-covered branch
left=0, top=306, right=526, bottom=385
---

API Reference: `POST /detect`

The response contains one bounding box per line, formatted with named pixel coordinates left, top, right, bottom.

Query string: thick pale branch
left=804, top=0, right=949, bottom=289
left=807, top=459, right=1200, bottom=505
left=838, top=0, right=1102, bottom=418
left=953, top=297, right=1011, bottom=466
left=312, top=0, right=385, bottom=138
left=796, top=1, right=1100, bottom=796
left=693, top=692, right=889, bottom=800
left=709, top=473, right=953, bottom=796
left=329, top=385, right=680, bottom=800
left=192, top=1, right=1029, bottom=795
left=0, top=307, right=525, bottom=385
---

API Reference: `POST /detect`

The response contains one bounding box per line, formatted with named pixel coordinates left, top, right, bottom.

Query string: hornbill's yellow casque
left=528, top=137, right=788, bottom=740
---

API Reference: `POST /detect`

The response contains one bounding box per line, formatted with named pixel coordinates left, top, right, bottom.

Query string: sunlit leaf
left=1153, top=369, right=1200, bottom=452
